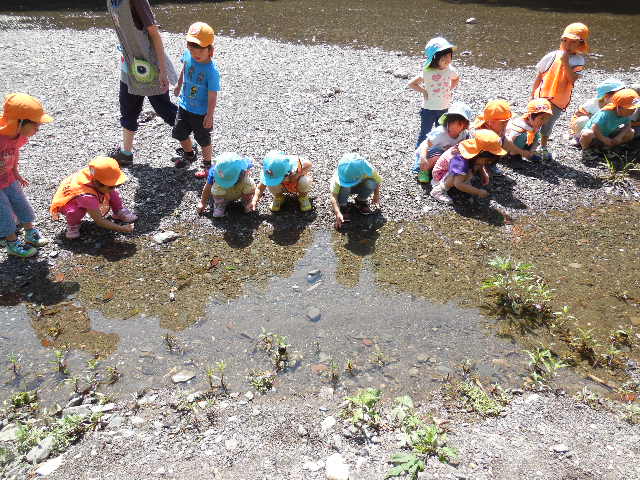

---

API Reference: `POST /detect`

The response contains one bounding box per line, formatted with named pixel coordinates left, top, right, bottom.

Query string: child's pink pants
left=61, top=191, right=124, bottom=227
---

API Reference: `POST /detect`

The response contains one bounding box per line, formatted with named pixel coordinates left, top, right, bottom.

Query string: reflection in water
left=0, top=0, right=638, bottom=69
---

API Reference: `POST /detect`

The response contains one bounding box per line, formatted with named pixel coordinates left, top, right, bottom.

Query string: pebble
left=466, top=17, right=478, bottom=24
left=298, top=425, right=308, bottom=437
left=244, top=391, right=255, bottom=401
left=551, top=443, right=570, bottom=453
left=152, top=231, right=179, bottom=244
left=35, top=454, right=65, bottom=475
left=62, top=405, right=92, bottom=417
left=171, top=369, right=196, bottom=383
left=48, top=250, right=59, bottom=258
left=321, top=415, right=337, bottom=433
left=325, top=453, right=350, bottom=480
left=0, top=423, right=19, bottom=442
left=306, top=306, right=321, bottom=321
left=26, top=436, right=55, bottom=464
left=224, top=438, right=239, bottom=451
left=408, top=367, right=420, bottom=377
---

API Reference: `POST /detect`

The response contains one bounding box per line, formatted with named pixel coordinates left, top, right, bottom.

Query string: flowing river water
left=1, top=0, right=639, bottom=406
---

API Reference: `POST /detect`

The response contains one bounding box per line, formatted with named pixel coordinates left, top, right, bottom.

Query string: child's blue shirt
left=585, top=109, right=631, bottom=137
left=179, top=51, right=221, bottom=116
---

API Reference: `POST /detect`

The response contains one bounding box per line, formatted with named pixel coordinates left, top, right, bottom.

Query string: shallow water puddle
left=1, top=202, right=640, bottom=405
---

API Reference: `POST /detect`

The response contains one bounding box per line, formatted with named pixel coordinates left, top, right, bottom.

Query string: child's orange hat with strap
left=0, top=93, right=53, bottom=137
left=601, top=89, right=640, bottom=111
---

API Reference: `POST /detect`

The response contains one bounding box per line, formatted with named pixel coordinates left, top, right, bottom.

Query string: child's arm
left=453, top=174, right=489, bottom=198
left=198, top=182, right=213, bottom=214
left=249, top=183, right=267, bottom=211
left=330, top=193, right=345, bottom=228
left=408, top=75, right=426, bottom=95
left=204, top=91, right=218, bottom=129
left=531, top=72, right=544, bottom=99
left=87, top=209, right=134, bottom=233
left=12, top=162, right=28, bottom=187
left=451, top=76, right=459, bottom=90
left=173, top=64, right=184, bottom=97
left=592, top=124, right=614, bottom=147
left=372, top=182, right=381, bottom=206
left=503, top=136, right=533, bottom=159
left=146, top=25, right=170, bottom=90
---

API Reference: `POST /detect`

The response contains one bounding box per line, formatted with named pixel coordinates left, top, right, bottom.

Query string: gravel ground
left=3, top=386, right=639, bottom=479
left=1, top=27, right=639, bottom=257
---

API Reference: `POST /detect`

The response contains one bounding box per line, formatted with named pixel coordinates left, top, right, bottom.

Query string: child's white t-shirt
left=505, top=117, right=535, bottom=142
left=422, top=65, right=459, bottom=110
left=417, top=126, right=469, bottom=152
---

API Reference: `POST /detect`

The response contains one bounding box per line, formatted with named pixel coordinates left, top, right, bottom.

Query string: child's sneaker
left=355, top=200, right=372, bottom=215
left=539, top=147, right=553, bottom=161
left=174, top=148, right=197, bottom=168
left=298, top=195, right=312, bottom=212
left=417, top=170, right=431, bottom=183
left=24, top=228, right=49, bottom=247
left=270, top=195, right=285, bottom=212
left=195, top=162, right=212, bottom=179
left=430, top=185, right=453, bottom=204
left=6, top=240, right=37, bottom=258
left=112, top=208, right=138, bottom=223
left=66, top=224, right=81, bottom=240
left=108, top=147, right=134, bottom=167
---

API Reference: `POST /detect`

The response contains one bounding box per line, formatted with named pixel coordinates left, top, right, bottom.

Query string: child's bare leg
left=579, top=129, right=594, bottom=150
left=425, top=155, right=440, bottom=170
left=613, top=128, right=635, bottom=146
left=180, top=137, right=194, bottom=153
left=4, top=232, right=17, bottom=242
left=202, top=144, right=212, bottom=164
left=123, top=128, right=135, bottom=152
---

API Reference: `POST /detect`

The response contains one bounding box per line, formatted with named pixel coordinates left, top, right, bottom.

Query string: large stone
left=62, top=405, right=92, bottom=417
left=306, top=307, right=321, bottom=322
left=26, top=436, right=55, bottom=464
left=325, top=453, right=350, bottom=480
left=0, top=423, right=19, bottom=442
left=153, top=231, right=179, bottom=244
left=90, top=403, right=116, bottom=413
left=172, top=370, right=196, bottom=383
left=35, top=454, right=65, bottom=476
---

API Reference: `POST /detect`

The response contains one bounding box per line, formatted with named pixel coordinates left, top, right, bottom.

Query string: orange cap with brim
left=525, top=98, right=554, bottom=117
left=0, top=93, right=53, bottom=137
left=186, top=22, right=215, bottom=47
left=459, top=129, right=507, bottom=159
left=471, top=99, right=512, bottom=129
left=89, top=157, right=127, bottom=186
left=561, top=22, right=589, bottom=54
left=602, top=88, right=640, bottom=112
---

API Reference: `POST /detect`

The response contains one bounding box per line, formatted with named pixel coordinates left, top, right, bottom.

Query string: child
left=531, top=22, right=590, bottom=161
left=578, top=88, right=639, bottom=150
left=197, top=152, right=255, bottom=218
left=504, top=99, right=554, bottom=161
left=628, top=84, right=640, bottom=138
left=50, top=157, right=137, bottom=239
left=106, top=0, right=178, bottom=166
left=408, top=37, right=459, bottom=147
left=0, top=93, right=51, bottom=258
left=412, top=102, right=472, bottom=183
left=570, top=78, right=625, bottom=137
left=172, top=22, right=221, bottom=178
left=330, top=153, right=382, bottom=228
left=430, top=129, right=506, bottom=205
left=250, top=150, right=313, bottom=213
left=472, top=99, right=512, bottom=139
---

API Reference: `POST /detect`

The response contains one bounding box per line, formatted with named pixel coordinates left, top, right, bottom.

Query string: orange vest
left=50, top=167, right=110, bottom=220
left=510, top=116, right=537, bottom=146
left=281, top=158, right=303, bottom=194
left=534, top=52, right=582, bottom=110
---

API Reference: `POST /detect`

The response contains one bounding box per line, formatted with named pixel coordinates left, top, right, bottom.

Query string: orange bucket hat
left=602, top=88, right=640, bottom=112
left=89, top=157, right=127, bottom=186
left=186, top=22, right=215, bottom=48
left=561, top=22, right=589, bottom=54
left=525, top=98, right=553, bottom=117
left=472, top=99, right=512, bottom=129
left=0, top=93, right=53, bottom=137
left=459, top=129, right=507, bottom=159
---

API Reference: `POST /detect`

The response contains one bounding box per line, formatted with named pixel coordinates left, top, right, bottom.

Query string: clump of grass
left=7, top=353, right=20, bottom=377
left=569, top=328, right=602, bottom=366
left=341, top=388, right=382, bottom=435
left=600, top=152, right=640, bottom=188
left=525, top=346, right=568, bottom=384
left=206, top=360, right=228, bottom=392
left=51, top=349, right=69, bottom=375
left=247, top=369, right=275, bottom=393
left=10, top=391, right=38, bottom=409
left=345, top=358, right=357, bottom=376
left=258, top=329, right=291, bottom=372
left=163, top=333, right=183, bottom=354
left=369, top=344, right=388, bottom=367
left=457, top=380, right=510, bottom=416
left=15, top=423, right=46, bottom=454
left=481, top=256, right=553, bottom=324
left=622, top=404, right=640, bottom=425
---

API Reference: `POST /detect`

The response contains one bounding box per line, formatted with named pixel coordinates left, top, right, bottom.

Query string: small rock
left=0, top=423, right=19, bottom=442
left=62, top=405, right=91, bottom=417
left=393, top=70, right=409, bottom=79
left=171, top=369, right=196, bottom=383
left=416, top=353, right=430, bottom=363
left=244, top=391, right=254, bottom=401
left=36, top=455, right=65, bottom=476
left=90, top=403, right=116, bottom=413
left=109, top=415, right=126, bottom=427
left=551, top=443, right=570, bottom=453
left=49, top=250, right=59, bottom=258
left=224, top=438, right=238, bottom=451
left=319, top=386, right=334, bottom=401
left=65, top=395, right=83, bottom=408
left=321, top=416, right=337, bottom=433
left=298, top=425, right=308, bottom=437
left=306, top=306, right=321, bottom=321
left=325, top=453, right=350, bottom=480
left=153, top=231, right=179, bottom=244
left=26, top=436, right=55, bottom=464
left=408, top=367, right=420, bottom=377
left=130, top=416, right=145, bottom=426
left=186, top=391, right=207, bottom=403
left=465, top=17, right=477, bottom=24
left=525, top=393, right=541, bottom=404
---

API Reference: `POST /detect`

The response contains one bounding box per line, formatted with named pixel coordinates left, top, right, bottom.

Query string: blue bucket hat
left=423, top=37, right=456, bottom=68
left=212, top=152, right=252, bottom=189
left=438, top=102, right=473, bottom=125
left=261, top=150, right=297, bottom=187
left=596, top=78, right=625, bottom=99
left=337, top=153, right=374, bottom=188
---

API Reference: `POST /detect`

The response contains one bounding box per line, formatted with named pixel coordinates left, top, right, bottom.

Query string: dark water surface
left=1, top=0, right=639, bottom=69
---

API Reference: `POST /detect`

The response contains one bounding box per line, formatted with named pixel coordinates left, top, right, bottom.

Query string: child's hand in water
left=122, top=223, right=134, bottom=233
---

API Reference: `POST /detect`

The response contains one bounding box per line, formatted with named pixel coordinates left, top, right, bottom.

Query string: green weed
left=15, top=423, right=45, bottom=454
left=7, top=353, right=19, bottom=376
left=247, top=369, right=275, bottom=393
left=458, top=381, right=509, bottom=416
left=525, top=347, right=567, bottom=383
left=341, top=388, right=382, bottom=433
left=570, top=328, right=602, bottom=366
left=10, top=391, right=38, bottom=409
left=385, top=452, right=425, bottom=480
